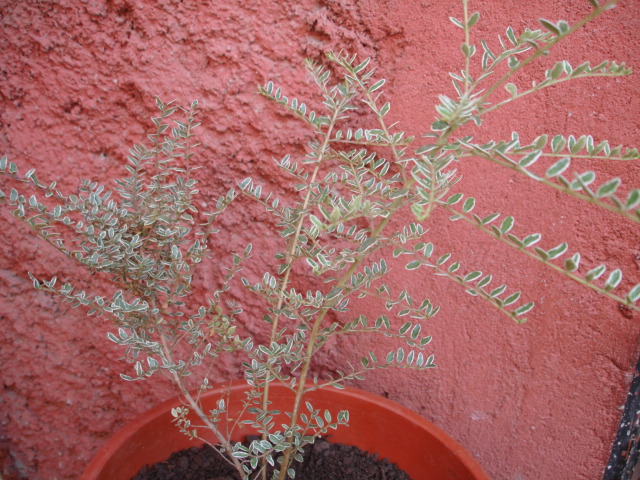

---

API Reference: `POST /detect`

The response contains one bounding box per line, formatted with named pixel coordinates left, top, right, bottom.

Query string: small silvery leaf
left=353, top=57, right=371, bottom=73
left=467, top=11, right=480, bottom=28
left=503, top=291, right=521, bottom=306
left=431, top=120, right=449, bottom=131
left=505, top=83, right=518, bottom=97
left=477, top=275, right=492, bottom=288
left=557, top=20, right=570, bottom=35
left=546, top=242, right=568, bottom=260
left=571, top=62, right=590, bottom=77
left=405, top=260, right=422, bottom=271
left=585, top=264, right=606, bottom=282
left=368, top=79, right=385, bottom=93
left=448, top=262, right=460, bottom=273
left=423, top=243, right=434, bottom=258
left=596, top=178, right=621, bottom=198
left=519, top=151, right=542, bottom=168
left=570, top=171, right=596, bottom=191
left=406, top=350, right=415, bottom=365
left=436, top=253, right=451, bottom=265
left=551, top=135, right=566, bottom=153
left=604, top=269, right=622, bottom=291
left=564, top=253, right=580, bottom=273
left=410, top=324, right=421, bottom=340
left=572, top=136, right=587, bottom=154
left=627, top=284, right=640, bottom=304
left=498, top=217, right=514, bottom=235
left=107, top=332, right=119, bottom=343
left=625, top=190, right=640, bottom=210
left=481, top=213, right=500, bottom=225
left=546, top=157, right=571, bottom=178
left=490, top=284, right=507, bottom=298
left=461, top=43, right=476, bottom=58
left=239, top=177, right=252, bottom=190
left=449, top=16, right=465, bottom=28
left=514, top=302, right=534, bottom=316
left=539, top=18, right=560, bottom=35
left=522, top=233, right=542, bottom=248
left=535, top=248, right=549, bottom=261
left=463, top=271, right=482, bottom=283
left=462, top=197, right=475, bottom=213
left=447, top=192, right=464, bottom=205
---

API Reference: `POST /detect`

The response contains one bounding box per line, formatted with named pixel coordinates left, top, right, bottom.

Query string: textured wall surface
left=1, top=1, right=639, bottom=479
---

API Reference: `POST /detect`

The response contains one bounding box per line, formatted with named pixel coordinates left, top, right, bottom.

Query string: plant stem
left=462, top=0, right=470, bottom=92
left=275, top=73, right=441, bottom=477
left=263, top=98, right=348, bottom=480
left=154, top=299, right=246, bottom=477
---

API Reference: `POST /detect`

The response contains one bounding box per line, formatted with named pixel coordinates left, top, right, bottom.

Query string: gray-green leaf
left=546, top=158, right=571, bottom=178
left=596, top=178, right=621, bottom=198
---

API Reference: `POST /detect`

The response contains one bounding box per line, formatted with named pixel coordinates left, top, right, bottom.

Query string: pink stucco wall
left=1, top=1, right=639, bottom=479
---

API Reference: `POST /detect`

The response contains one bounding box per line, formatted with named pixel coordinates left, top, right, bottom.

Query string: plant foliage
left=1, top=1, right=638, bottom=478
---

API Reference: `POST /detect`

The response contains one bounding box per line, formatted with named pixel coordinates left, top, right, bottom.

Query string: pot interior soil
left=132, top=437, right=411, bottom=480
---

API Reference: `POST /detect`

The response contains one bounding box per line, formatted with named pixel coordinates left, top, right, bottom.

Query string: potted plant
left=83, top=381, right=489, bottom=479
left=1, top=1, right=637, bottom=478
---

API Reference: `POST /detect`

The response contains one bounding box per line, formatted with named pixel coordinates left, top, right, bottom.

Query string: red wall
left=1, top=1, right=639, bottom=479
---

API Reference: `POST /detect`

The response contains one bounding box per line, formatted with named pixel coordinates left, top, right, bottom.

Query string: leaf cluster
left=0, top=2, right=637, bottom=479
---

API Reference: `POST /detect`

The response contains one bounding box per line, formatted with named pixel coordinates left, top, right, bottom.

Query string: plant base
left=82, top=382, right=490, bottom=480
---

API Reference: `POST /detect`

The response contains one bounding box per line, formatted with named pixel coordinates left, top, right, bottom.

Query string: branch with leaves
left=0, top=1, right=638, bottom=479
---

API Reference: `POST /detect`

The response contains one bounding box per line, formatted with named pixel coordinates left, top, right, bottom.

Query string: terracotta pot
left=82, top=382, right=490, bottom=479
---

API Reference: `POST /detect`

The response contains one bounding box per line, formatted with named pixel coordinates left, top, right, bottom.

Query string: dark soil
left=132, top=437, right=411, bottom=480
